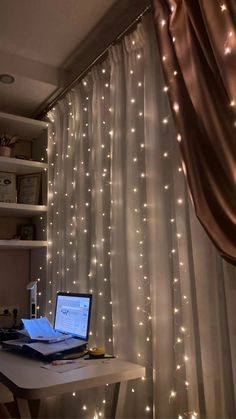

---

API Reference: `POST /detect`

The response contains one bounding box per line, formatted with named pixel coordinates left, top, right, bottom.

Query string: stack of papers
left=2, top=317, right=84, bottom=357
left=2, top=337, right=84, bottom=356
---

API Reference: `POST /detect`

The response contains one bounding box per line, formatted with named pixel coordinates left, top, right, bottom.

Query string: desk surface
left=0, top=349, right=145, bottom=400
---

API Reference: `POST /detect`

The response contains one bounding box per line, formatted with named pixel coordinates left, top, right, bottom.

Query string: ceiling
left=0, top=0, right=150, bottom=119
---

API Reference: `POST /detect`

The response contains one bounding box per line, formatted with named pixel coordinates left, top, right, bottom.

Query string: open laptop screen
left=54, top=292, right=92, bottom=340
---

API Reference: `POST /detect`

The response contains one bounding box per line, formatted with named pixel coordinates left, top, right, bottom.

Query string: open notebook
left=3, top=292, right=92, bottom=356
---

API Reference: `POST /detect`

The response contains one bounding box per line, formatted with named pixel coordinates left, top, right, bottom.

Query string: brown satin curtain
left=151, top=0, right=236, bottom=265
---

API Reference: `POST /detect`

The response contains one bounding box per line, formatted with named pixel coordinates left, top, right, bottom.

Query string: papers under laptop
left=3, top=292, right=92, bottom=357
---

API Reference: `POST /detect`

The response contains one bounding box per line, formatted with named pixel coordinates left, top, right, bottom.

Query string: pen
left=84, top=355, right=116, bottom=360
left=52, top=359, right=81, bottom=366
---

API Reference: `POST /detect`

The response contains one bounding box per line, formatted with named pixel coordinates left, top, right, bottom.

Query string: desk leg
left=15, top=397, right=31, bottom=419
left=111, top=382, right=127, bottom=418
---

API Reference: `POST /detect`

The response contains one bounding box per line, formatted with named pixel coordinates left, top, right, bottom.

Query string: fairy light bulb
left=173, top=103, right=179, bottom=112
left=224, top=47, right=231, bottom=55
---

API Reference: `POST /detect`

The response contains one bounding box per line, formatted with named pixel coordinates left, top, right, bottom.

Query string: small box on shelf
left=12, top=139, right=32, bottom=160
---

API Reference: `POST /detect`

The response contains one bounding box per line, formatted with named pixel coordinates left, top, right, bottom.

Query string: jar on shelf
left=0, top=146, right=11, bottom=157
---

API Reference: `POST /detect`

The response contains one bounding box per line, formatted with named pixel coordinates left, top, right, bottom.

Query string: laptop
left=53, top=292, right=92, bottom=344
left=21, top=292, right=92, bottom=345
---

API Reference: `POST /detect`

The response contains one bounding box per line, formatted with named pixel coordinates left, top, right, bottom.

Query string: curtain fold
left=151, top=0, right=236, bottom=265
left=46, top=12, right=236, bottom=419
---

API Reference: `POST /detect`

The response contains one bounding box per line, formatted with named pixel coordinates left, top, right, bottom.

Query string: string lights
left=42, top=3, right=236, bottom=415
left=156, top=0, right=235, bottom=417
left=46, top=27, right=154, bottom=417
left=157, top=6, right=198, bottom=418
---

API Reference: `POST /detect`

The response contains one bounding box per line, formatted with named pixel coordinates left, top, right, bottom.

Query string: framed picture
left=19, top=224, right=35, bottom=240
left=17, top=173, right=41, bottom=205
left=0, top=172, right=17, bottom=203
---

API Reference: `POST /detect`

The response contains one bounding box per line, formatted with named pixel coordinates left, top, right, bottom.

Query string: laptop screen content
left=54, top=293, right=92, bottom=340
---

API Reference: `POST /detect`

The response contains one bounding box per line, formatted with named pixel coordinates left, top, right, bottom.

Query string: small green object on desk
left=88, top=346, right=105, bottom=357
left=84, top=347, right=116, bottom=359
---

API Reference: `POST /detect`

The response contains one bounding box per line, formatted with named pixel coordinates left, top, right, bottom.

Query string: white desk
left=0, top=349, right=145, bottom=418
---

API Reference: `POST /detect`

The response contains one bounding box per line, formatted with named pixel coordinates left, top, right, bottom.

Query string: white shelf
left=0, top=112, right=48, bottom=140
left=0, top=202, right=47, bottom=216
left=0, top=240, right=47, bottom=249
left=0, top=156, right=47, bottom=174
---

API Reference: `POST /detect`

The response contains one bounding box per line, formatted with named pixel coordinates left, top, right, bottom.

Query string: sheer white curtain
left=46, top=14, right=236, bottom=419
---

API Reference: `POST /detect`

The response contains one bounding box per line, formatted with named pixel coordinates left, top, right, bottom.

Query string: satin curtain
left=46, top=14, right=236, bottom=419
left=151, top=0, right=236, bottom=265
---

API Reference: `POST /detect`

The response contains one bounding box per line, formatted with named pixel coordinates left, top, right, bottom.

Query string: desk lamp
left=26, top=281, right=37, bottom=319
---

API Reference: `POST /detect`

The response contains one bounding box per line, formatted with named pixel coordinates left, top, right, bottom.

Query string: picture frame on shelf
left=18, top=224, right=35, bottom=241
left=0, top=172, right=17, bottom=203
left=17, top=173, right=41, bottom=205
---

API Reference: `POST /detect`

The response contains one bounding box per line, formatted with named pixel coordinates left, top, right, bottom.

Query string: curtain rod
left=39, top=3, right=152, bottom=118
